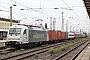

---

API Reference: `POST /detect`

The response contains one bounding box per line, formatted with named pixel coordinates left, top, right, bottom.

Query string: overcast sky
left=0, top=0, right=90, bottom=33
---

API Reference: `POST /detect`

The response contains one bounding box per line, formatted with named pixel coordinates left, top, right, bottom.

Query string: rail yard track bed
left=27, top=39, right=89, bottom=60
left=0, top=38, right=89, bottom=60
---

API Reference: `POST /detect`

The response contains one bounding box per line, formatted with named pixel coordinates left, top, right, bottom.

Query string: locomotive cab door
left=22, top=29, right=28, bottom=43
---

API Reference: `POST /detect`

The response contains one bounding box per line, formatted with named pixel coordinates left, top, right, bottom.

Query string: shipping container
left=61, top=32, right=66, bottom=40
left=48, top=30, right=61, bottom=41
left=74, top=32, right=77, bottom=39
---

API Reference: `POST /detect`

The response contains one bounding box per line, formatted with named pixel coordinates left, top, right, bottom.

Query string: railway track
left=0, top=46, right=6, bottom=50
left=0, top=48, right=16, bottom=55
left=0, top=43, right=66, bottom=60
left=0, top=40, right=76, bottom=60
left=0, top=38, right=87, bottom=60
left=0, top=41, right=65, bottom=54
left=0, top=39, right=75, bottom=55
left=53, top=40, right=89, bottom=60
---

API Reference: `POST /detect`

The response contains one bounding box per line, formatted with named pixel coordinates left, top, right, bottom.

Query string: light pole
left=50, top=17, right=52, bottom=30
left=53, top=18, right=56, bottom=30
left=53, top=8, right=73, bottom=32
left=10, top=4, right=17, bottom=26
left=66, top=20, right=68, bottom=39
left=61, top=12, right=64, bottom=31
left=10, top=6, right=12, bottom=26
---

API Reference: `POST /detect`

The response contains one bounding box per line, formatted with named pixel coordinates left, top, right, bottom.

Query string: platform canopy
left=83, top=0, right=90, bottom=18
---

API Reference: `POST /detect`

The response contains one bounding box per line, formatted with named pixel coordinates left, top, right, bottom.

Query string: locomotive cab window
left=23, top=29, right=26, bottom=34
left=69, top=34, right=74, bottom=36
left=9, top=28, right=21, bottom=34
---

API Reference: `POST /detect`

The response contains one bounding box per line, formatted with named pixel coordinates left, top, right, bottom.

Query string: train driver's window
left=23, top=29, right=26, bottom=34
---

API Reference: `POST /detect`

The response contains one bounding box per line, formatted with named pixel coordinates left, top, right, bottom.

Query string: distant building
left=0, top=18, right=19, bottom=30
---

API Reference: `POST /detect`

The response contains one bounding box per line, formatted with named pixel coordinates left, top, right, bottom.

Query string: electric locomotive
left=6, top=24, right=48, bottom=48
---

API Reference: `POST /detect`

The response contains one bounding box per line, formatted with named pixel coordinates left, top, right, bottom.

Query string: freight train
left=5, top=24, right=87, bottom=48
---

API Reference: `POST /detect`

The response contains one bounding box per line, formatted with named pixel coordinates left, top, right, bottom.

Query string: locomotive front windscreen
left=9, top=28, right=21, bottom=34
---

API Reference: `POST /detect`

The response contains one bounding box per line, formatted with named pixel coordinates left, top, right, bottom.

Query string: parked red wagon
left=61, top=32, right=67, bottom=40
left=48, top=30, right=67, bottom=41
left=57, top=31, right=62, bottom=40
left=48, top=30, right=58, bottom=41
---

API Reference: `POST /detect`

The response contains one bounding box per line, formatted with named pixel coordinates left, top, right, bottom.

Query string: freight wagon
left=48, top=30, right=67, bottom=41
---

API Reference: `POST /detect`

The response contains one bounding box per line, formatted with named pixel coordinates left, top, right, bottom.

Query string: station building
left=0, top=18, right=19, bottom=30
left=0, top=18, right=19, bottom=40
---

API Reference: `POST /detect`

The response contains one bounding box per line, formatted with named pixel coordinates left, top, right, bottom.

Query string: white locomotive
left=6, top=24, right=48, bottom=48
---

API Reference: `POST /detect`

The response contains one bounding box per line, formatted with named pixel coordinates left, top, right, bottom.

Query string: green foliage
left=2, top=50, right=7, bottom=54
left=35, top=54, right=38, bottom=58
left=20, top=48, right=25, bottom=51
left=48, top=39, right=85, bottom=54
left=49, top=48, right=55, bottom=54
left=41, top=45, right=46, bottom=47
left=41, top=44, right=48, bottom=47
left=59, top=46, right=66, bottom=51
left=46, top=44, right=48, bottom=46
left=54, top=48, right=59, bottom=53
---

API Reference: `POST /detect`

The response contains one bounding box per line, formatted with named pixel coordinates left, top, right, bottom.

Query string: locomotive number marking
left=33, top=34, right=39, bottom=38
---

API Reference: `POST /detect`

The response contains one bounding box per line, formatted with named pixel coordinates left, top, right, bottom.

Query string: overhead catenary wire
left=0, top=1, right=47, bottom=20
left=61, top=0, right=90, bottom=33
left=10, top=0, right=89, bottom=24
left=61, top=0, right=89, bottom=31
left=1, top=0, right=89, bottom=24
left=1, top=0, right=88, bottom=20
left=10, top=0, right=65, bottom=19
left=61, top=0, right=87, bottom=21
left=10, top=0, right=52, bottom=17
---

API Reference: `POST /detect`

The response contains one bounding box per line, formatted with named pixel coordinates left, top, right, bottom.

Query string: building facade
left=0, top=18, right=19, bottom=30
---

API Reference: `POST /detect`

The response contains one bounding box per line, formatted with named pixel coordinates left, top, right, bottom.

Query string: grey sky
left=0, top=0, right=90, bottom=33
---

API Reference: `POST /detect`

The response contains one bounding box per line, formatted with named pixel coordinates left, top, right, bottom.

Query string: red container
left=48, top=30, right=67, bottom=41
left=74, top=32, right=77, bottom=39
left=54, top=31, right=57, bottom=40
left=61, top=32, right=66, bottom=40
left=57, top=31, right=62, bottom=40
left=52, top=31, right=58, bottom=40
left=57, top=31, right=60, bottom=40
left=57, top=31, right=67, bottom=40
left=48, top=30, right=58, bottom=41
left=48, top=30, right=52, bottom=41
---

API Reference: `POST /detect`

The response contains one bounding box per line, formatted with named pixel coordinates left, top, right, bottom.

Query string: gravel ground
left=22, top=42, right=79, bottom=60
left=23, top=39, right=88, bottom=60
left=0, top=38, right=88, bottom=60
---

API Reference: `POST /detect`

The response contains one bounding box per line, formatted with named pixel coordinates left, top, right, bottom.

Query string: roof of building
left=83, top=0, right=90, bottom=18
left=0, top=17, right=19, bottom=23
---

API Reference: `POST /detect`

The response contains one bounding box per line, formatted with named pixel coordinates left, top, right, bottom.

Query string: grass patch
left=2, top=50, right=7, bottom=54
left=59, top=46, right=66, bottom=51
left=49, top=39, right=85, bottom=54
left=41, top=44, right=48, bottom=47
left=54, top=48, right=59, bottom=53
left=35, top=54, right=38, bottom=58
left=20, top=48, right=25, bottom=51
left=49, top=48, right=55, bottom=54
